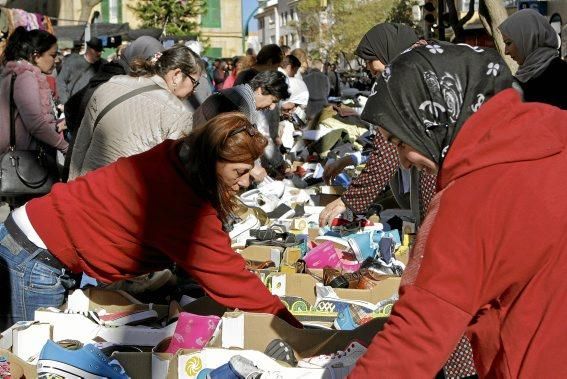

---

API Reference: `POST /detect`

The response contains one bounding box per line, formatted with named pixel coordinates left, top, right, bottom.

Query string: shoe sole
left=37, top=360, right=104, bottom=379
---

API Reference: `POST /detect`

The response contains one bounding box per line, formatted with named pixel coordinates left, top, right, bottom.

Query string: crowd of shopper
left=0, top=7, right=566, bottom=377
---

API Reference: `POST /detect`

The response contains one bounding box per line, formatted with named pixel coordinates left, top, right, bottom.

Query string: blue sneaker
left=37, top=340, right=130, bottom=379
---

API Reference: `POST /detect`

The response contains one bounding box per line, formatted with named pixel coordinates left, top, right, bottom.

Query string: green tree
left=296, top=0, right=394, bottom=61
left=386, top=0, right=422, bottom=36
left=129, top=0, right=205, bottom=37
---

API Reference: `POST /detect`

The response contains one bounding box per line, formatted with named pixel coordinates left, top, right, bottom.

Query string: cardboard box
left=0, top=348, right=36, bottom=379
left=270, top=273, right=400, bottom=306
left=12, top=322, right=51, bottom=362
left=210, top=311, right=386, bottom=358
left=176, top=348, right=328, bottom=379
left=238, top=245, right=283, bottom=267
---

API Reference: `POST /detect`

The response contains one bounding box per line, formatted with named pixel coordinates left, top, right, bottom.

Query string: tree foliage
left=386, top=0, right=422, bottom=36
left=129, top=0, right=205, bottom=37
left=297, top=0, right=402, bottom=61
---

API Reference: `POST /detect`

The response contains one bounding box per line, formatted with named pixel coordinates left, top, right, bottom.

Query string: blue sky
left=242, top=0, right=259, bottom=32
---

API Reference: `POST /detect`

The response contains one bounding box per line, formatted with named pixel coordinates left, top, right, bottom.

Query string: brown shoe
left=342, top=272, right=362, bottom=289
left=246, top=260, right=276, bottom=270
left=323, top=268, right=349, bottom=289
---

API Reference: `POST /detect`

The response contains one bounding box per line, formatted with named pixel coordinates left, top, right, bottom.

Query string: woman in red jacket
left=0, top=112, right=301, bottom=330
left=349, top=43, right=567, bottom=377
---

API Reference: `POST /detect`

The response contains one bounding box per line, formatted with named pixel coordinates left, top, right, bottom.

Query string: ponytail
left=129, top=44, right=201, bottom=79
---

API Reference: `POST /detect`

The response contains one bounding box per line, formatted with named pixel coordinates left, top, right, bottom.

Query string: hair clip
left=150, top=52, right=162, bottom=64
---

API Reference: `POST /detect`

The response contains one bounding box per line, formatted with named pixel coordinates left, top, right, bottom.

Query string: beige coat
left=69, top=74, right=192, bottom=180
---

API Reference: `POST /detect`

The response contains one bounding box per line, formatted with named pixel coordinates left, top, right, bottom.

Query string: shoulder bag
left=0, top=74, right=60, bottom=196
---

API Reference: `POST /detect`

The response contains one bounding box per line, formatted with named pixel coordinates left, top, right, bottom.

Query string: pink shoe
left=304, top=241, right=341, bottom=269
left=165, top=312, right=221, bottom=353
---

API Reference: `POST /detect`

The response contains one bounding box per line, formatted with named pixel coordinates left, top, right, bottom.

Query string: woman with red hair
left=0, top=112, right=301, bottom=330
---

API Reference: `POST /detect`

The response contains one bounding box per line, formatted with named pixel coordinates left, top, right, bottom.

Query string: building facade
left=255, top=0, right=301, bottom=49
left=58, top=0, right=243, bottom=57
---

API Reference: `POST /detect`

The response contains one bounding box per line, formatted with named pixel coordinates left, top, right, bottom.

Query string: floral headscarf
left=361, top=42, right=514, bottom=166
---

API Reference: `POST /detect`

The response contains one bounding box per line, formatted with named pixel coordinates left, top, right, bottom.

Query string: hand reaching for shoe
left=319, top=198, right=347, bottom=226
left=323, top=156, right=354, bottom=185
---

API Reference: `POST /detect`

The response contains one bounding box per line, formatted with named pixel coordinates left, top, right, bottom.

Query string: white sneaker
left=298, top=341, right=367, bottom=378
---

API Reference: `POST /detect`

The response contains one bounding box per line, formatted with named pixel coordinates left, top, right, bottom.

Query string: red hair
left=183, top=112, right=267, bottom=220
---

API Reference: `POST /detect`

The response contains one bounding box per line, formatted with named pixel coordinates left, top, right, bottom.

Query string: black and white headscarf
left=361, top=42, right=514, bottom=166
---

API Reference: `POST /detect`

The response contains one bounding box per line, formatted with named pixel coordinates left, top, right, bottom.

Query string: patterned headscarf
left=361, top=42, right=514, bottom=166
left=355, top=23, right=418, bottom=64
left=498, top=9, right=560, bottom=83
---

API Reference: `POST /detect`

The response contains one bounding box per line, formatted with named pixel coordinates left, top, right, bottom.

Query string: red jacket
left=27, top=140, right=300, bottom=327
left=349, top=89, right=567, bottom=378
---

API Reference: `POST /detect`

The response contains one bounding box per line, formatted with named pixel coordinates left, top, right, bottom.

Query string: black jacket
left=520, top=57, right=567, bottom=110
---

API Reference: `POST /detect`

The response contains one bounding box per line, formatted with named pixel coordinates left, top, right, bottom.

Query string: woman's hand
left=319, top=198, right=347, bottom=226
left=323, top=156, right=354, bottom=185
left=55, top=119, right=67, bottom=133
left=250, top=165, right=268, bottom=183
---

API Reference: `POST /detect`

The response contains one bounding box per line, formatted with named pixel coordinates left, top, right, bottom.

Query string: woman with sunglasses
left=68, top=44, right=201, bottom=180
left=0, top=112, right=302, bottom=330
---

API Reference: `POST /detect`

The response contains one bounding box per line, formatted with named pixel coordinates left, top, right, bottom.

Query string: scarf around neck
left=361, top=42, right=514, bottom=166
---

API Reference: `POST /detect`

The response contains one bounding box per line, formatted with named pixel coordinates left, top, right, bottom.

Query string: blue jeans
left=0, top=224, right=67, bottom=330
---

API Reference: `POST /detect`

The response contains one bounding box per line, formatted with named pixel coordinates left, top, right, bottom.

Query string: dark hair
left=184, top=112, right=268, bottom=220
left=129, top=44, right=201, bottom=78
left=2, top=26, right=57, bottom=64
left=249, top=71, right=290, bottom=101
left=281, top=55, right=301, bottom=70
left=256, top=44, right=283, bottom=66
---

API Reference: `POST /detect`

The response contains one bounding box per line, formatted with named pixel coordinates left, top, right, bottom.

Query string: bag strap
left=93, top=83, right=161, bottom=131
left=9, top=73, right=16, bottom=150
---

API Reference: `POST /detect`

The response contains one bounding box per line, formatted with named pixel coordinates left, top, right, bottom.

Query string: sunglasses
left=187, top=74, right=200, bottom=89
left=228, top=123, right=258, bottom=138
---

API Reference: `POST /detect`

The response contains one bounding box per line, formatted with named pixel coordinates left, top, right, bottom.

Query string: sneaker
left=165, top=312, right=221, bottom=353
left=303, top=242, right=341, bottom=269
left=98, top=309, right=158, bottom=327
left=298, top=341, right=367, bottom=377
left=37, top=340, right=129, bottom=379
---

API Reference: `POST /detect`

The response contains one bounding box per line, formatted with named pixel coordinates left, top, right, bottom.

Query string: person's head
left=355, top=22, right=418, bottom=76
left=246, top=47, right=256, bottom=56
left=119, top=36, right=164, bottom=73
left=2, top=26, right=58, bottom=74
left=280, top=44, right=291, bottom=56
left=231, top=56, right=242, bottom=74
left=85, top=37, right=103, bottom=63
left=361, top=42, right=513, bottom=175
left=290, top=48, right=308, bottom=74
left=498, top=9, right=559, bottom=66
left=256, top=44, right=284, bottom=67
left=240, top=55, right=256, bottom=71
left=249, top=70, right=290, bottom=110
left=129, top=44, right=202, bottom=100
left=280, top=54, right=301, bottom=77
left=183, top=112, right=268, bottom=220
left=311, top=59, right=324, bottom=71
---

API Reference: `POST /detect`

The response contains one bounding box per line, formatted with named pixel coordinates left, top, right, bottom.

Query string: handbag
left=0, top=74, right=59, bottom=196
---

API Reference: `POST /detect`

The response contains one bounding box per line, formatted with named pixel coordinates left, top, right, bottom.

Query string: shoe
left=264, top=339, right=298, bottom=367
left=333, top=302, right=376, bottom=331
left=304, top=242, right=341, bottom=269
left=323, top=268, right=349, bottom=289
left=98, top=309, right=158, bottom=326
left=165, top=312, right=221, bottom=353
left=240, top=189, right=281, bottom=213
left=102, top=269, right=174, bottom=295
left=345, top=233, right=375, bottom=262
left=245, top=259, right=276, bottom=270
left=37, top=340, right=129, bottom=379
left=298, top=341, right=367, bottom=377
